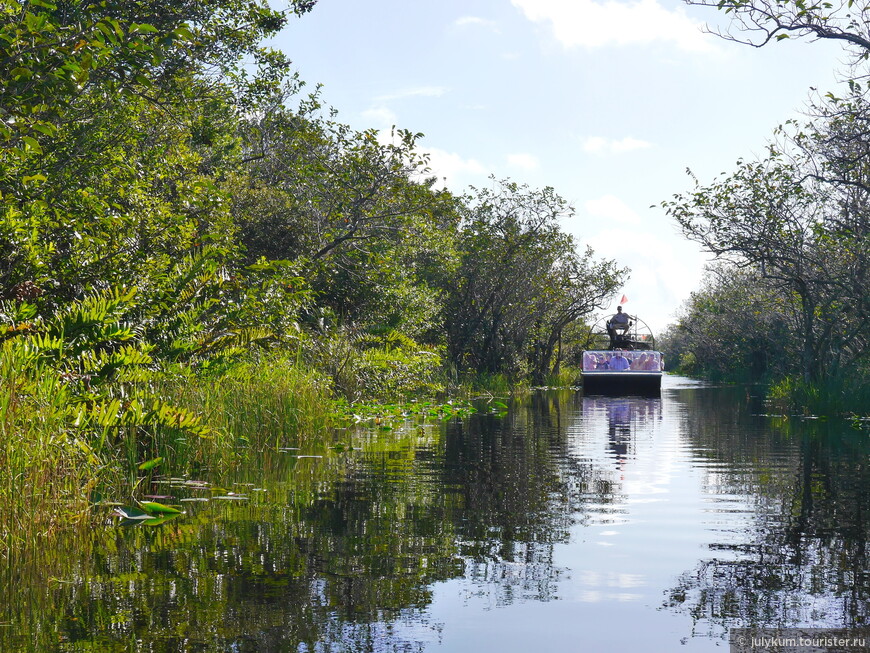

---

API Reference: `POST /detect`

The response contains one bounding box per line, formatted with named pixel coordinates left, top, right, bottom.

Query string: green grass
left=0, top=347, right=101, bottom=555
left=539, top=366, right=581, bottom=388
left=767, top=370, right=870, bottom=419
left=0, top=340, right=474, bottom=553
left=0, top=346, right=337, bottom=553
left=160, top=353, right=336, bottom=451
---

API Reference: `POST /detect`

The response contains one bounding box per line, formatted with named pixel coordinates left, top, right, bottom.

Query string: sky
left=268, top=0, right=849, bottom=334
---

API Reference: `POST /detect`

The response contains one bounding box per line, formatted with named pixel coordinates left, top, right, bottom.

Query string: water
left=3, top=376, right=869, bottom=651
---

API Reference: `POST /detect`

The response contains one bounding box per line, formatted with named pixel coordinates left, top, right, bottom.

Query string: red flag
left=619, top=294, right=628, bottom=305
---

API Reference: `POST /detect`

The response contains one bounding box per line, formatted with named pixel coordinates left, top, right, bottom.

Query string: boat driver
left=607, top=305, right=631, bottom=343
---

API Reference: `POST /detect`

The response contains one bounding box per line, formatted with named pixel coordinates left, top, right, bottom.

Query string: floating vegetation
left=137, top=457, right=164, bottom=471
left=113, top=503, right=185, bottom=527
left=139, top=501, right=183, bottom=515
left=335, top=399, right=477, bottom=426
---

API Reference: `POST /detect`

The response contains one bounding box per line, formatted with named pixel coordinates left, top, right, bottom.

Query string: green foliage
left=444, top=178, right=626, bottom=381
left=0, top=289, right=212, bottom=442
left=659, top=265, right=792, bottom=382
left=671, top=0, right=870, bottom=414
left=0, top=0, right=627, bottom=542
left=768, top=368, right=870, bottom=417
left=663, top=94, right=869, bottom=387
left=232, top=101, right=461, bottom=337
left=306, top=326, right=445, bottom=402
left=161, top=353, right=335, bottom=450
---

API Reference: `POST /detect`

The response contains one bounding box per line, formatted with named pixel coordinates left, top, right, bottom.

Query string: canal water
left=3, top=376, right=869, bottom=651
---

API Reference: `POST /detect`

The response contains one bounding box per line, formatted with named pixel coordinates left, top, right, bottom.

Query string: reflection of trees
left=437, top=392, right=654, bottom=607
left=665, top=387, right=870, bottom=632
left=15, top=388, right=870, bottom=649
left=441, top=392, right=576, bottom=605
left=1, top=391, right=623, bottom=651
left=1, top=438, right=462, bottom=652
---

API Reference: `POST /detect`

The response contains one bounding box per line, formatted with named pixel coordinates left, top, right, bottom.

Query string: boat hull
left=580, top=349, right=663, bottom=395
left=581, top=371, right=662, bottom=395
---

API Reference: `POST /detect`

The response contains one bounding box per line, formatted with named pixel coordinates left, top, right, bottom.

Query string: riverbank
left=664, top=357, right=870, bottom=422
left=4, top=384, right=870, bottom=651
left=1, top=341, right=498, bottom=555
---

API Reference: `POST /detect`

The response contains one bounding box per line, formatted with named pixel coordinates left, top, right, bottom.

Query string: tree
left=686, top=0, right=870, bottom=55
left=0, top=0, right=315, bottom=304
left=661, top=265, right=792, bottom=381
left=526, top=248, right=625, bottom=383
left=664, top=95, right=870, bottom=382
left=677, top=0, right=870, bottom=392
left=444, top=179, right=624, bottom=378
left=232, top=99, right=460, bottom=337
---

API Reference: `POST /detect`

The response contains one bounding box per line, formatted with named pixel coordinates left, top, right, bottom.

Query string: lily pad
left=137, top=457, right=163, bottom=471
left=140, top=501, right=183, bottom=515
left=141, top=513, right=182, bottom=526
left=114, top=506, right=153, bottom=521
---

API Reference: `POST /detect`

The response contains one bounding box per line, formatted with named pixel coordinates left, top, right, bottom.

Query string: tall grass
left=0, top=347, right=100, bottom=555
left=768, top=370, right=870, bottom=418
left=540, top=366, right=581, bottom=388
left=0, top=345, right=338, bottom=558
left=159, top=354, right=336, bottom=451
left=1, top=323, right=495, bottom=553
left=449, top=371, right=524, bottom=396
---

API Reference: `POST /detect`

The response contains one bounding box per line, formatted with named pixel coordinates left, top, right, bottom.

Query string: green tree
left=663, top=97, right=869, bottom=384
left=232, top=100, right=460, bottom=338
left=686, top=0, right=870, bottom=54
left=445, top=179, right=624, bottom=379
left=526, top=247, right=626, bottom=383
left=660, top=265, right=792, bottom=381
left=0, top=0, right=315, bottom=322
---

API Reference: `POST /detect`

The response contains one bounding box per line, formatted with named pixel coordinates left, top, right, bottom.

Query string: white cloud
left=512, top=0, right=716, bottom=52
left=361, top=106, right=398, bottom=129
left=583, top=136, right=653, bottom=154
left=422, top=148, right=489, bottom=190
left=375, top=86, right=448, bottom=102
left=506, top=152, right=540, bottom=170
left=584, top=195, right=642, bottom=225
left=455, top=16, right=500, bottom=32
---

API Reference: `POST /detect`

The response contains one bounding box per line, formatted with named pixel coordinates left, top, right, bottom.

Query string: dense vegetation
left=0, top=0, right=625, bottom=541
left=660, top=0, right=870, bottom=414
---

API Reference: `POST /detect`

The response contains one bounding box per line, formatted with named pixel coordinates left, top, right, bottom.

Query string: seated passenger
left=609, top=351, right=630, bottom=371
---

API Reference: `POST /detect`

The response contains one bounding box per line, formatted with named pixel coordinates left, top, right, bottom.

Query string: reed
left=1, top=335, right=481, bottom=554
left=540, top=366, right=581, bottom=388
left=768, top=370, right=870, bottom=418
left=0, top=345, right=337, bottom=553
left=157, top=353, right=336, bottom=451
left=0, top=346, right=100, bottom=555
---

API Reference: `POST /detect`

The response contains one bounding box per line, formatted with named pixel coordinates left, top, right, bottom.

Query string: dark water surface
left=4, top=376, right=870, bottom=651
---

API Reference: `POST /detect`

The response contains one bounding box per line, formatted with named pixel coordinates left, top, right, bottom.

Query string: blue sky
left=269, top=0, right=848, bottom=333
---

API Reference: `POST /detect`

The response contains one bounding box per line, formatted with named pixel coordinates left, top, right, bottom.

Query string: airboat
left=581, top=312, right=663, bottom=394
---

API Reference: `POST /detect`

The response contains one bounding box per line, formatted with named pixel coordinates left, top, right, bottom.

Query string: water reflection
left=664, top=392, right=870, bottom=632
left=2, top=385, right=870, bottom=651
left=580, top=396, right=662, bottom=468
